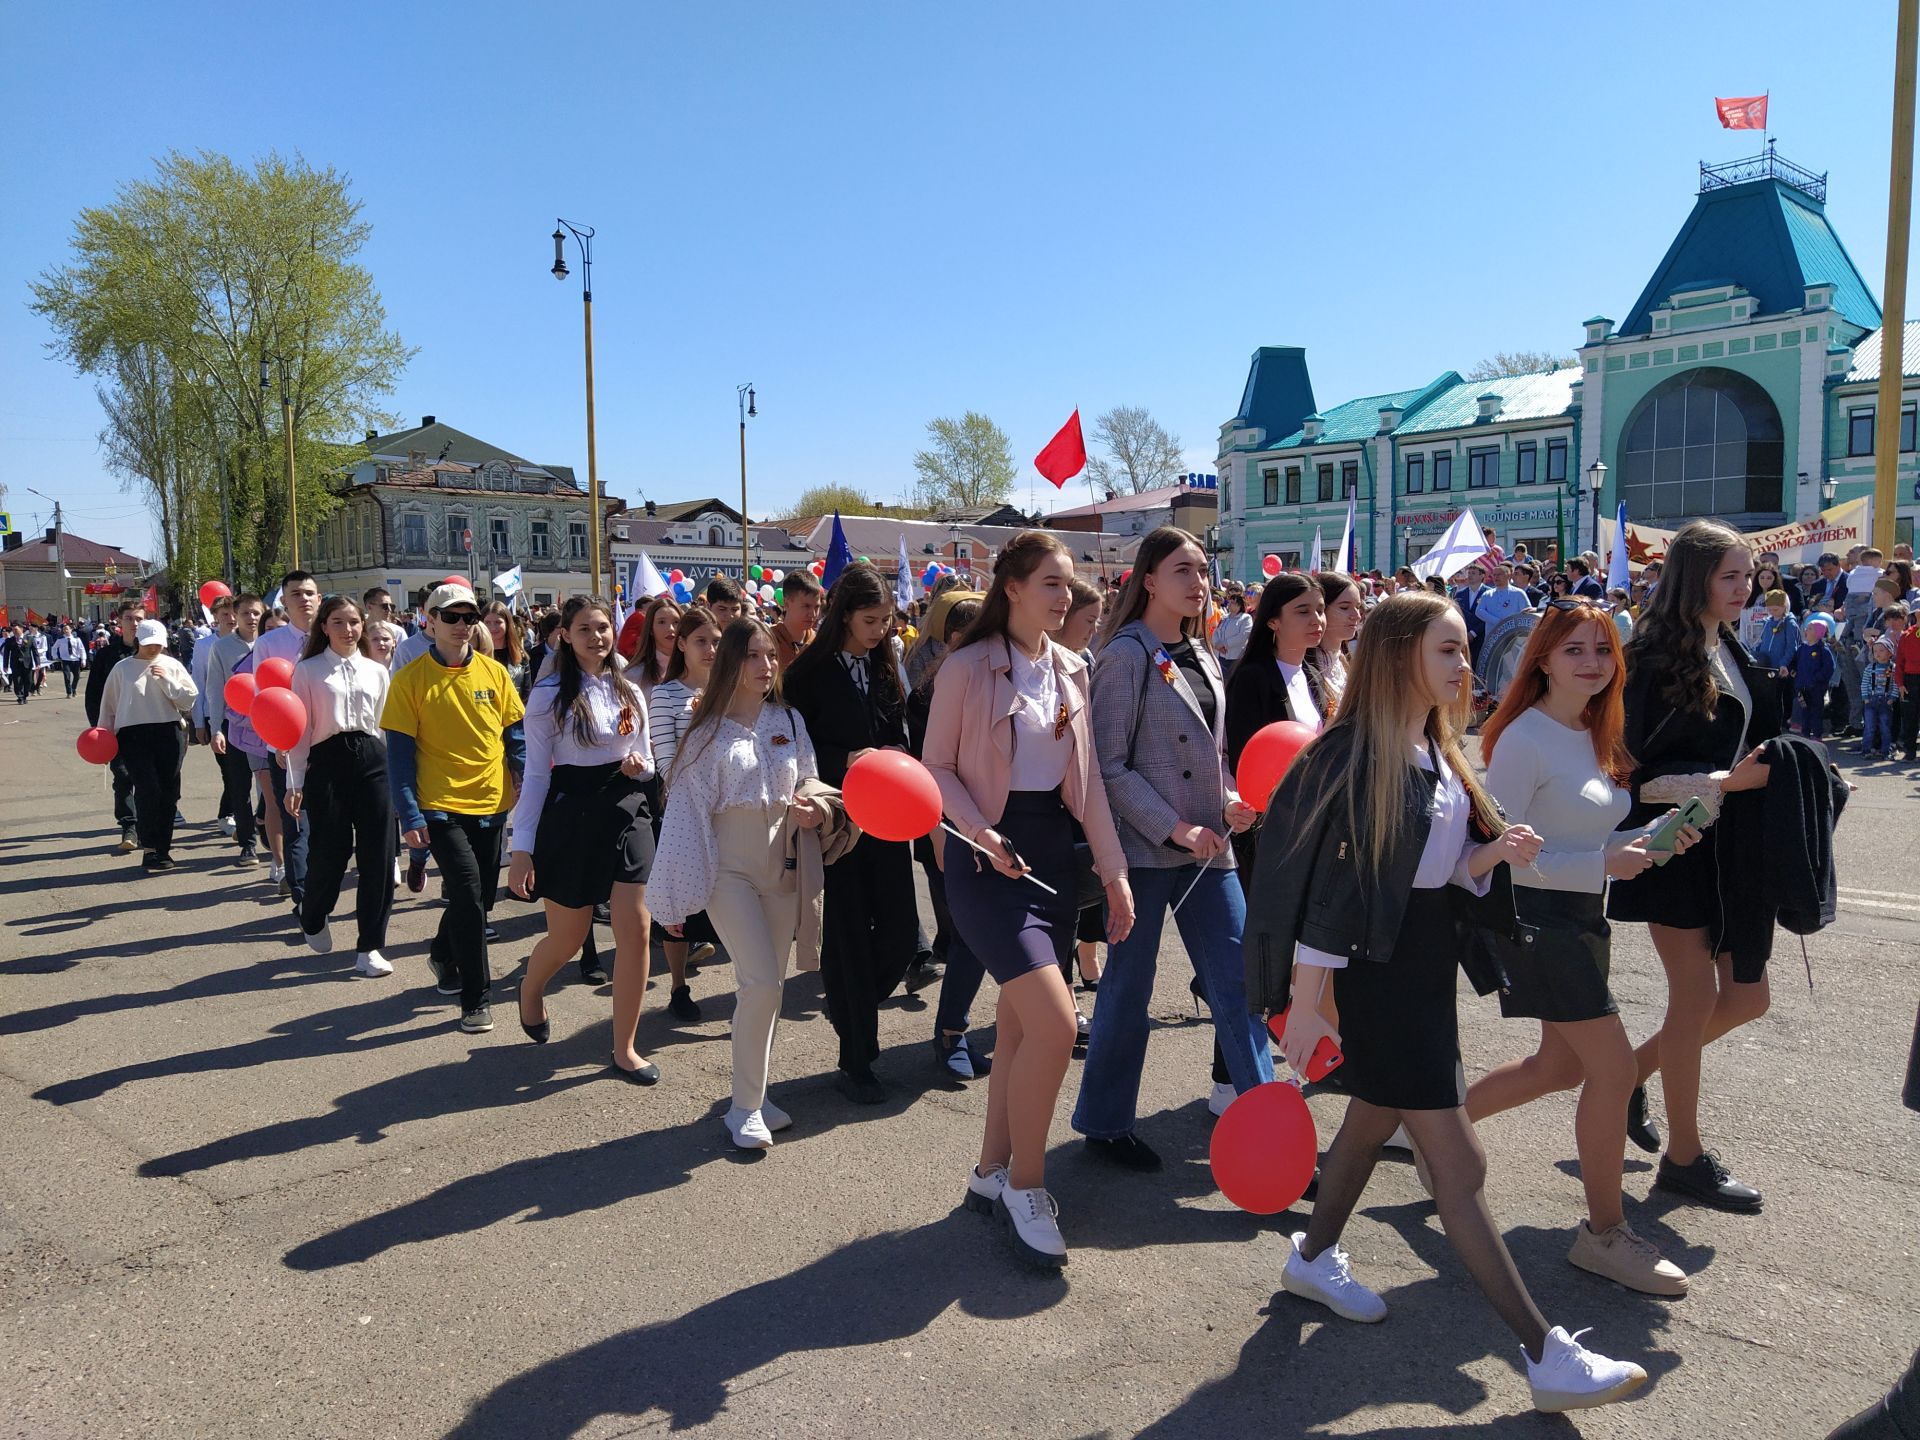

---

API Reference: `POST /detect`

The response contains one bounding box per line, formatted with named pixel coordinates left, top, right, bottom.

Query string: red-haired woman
left=1466, top=599, right=1698, bottom=1296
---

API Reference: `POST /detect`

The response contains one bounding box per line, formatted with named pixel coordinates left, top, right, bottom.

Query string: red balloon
left=840, top=750, right=943, bottom=843
left=250, top=688, right=309, bottom=752
left=198, top=579, right=232, bottom=609
left=1262, top=554, right=1282, bottom=578
left=255, top=657, right=295, bottom=690
left=810, top=561, right=824, bottom=577
left=1210, top=1081, right=1319, bottom=1215
left=76, top=727, right=118, bottom=765
left=1119, top=569, right=1132, bottom=584
left=442, top=574, right=468, bottom=587
left=1236, top=720, right=1316, bottom=811
left=668, top=569, right=685, bottom=584
left=223, top=672, right=259, bottom=716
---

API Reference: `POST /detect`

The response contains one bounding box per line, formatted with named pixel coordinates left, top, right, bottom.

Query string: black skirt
left=1330, top=887, right=1464, bottom=1111
left=1499, top=888, right=1616, bottom=1022
left=533, top=762, right=654, bottom=910
left=945, top=790, right=1077, bottom=987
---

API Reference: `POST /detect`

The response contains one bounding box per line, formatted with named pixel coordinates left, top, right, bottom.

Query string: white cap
left=425, top=582, right=478, bottom=614
left=135, top=619, right=168, bottom=647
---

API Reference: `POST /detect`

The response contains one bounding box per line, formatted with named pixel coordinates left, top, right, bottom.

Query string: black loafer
left=835, top=1068, right=888, bottom=1105
left=519, top=1009, right=550, bottom=1045
left=579, top=964, right=610, bottom=986
left=1626, top=1085, right=1661, bottom=1154
left=1655, top=1150, right=1762, bottom=1212
left=668, top=984, right=702, bottom=1021
left=609, top=1057, right=660, bottom=1085
left=1086, top=1134, right=1162, bottom=1173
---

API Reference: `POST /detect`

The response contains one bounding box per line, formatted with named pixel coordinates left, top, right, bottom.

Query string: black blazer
left=783, top=648, right=908, bottom=788
left=1223, top=651, right=1325, bottom=775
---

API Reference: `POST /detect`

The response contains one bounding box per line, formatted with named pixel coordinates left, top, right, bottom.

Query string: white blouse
left=288, top=649, right=392, bottom=787
left=509, top=671, right=653, bottom=838
left=1277, top=658, right=1324, bottom=734
left=1296, top=748, right=1489, bottom=970
left=1008, top=642, right=1072, bottom=791
left=647, top=703, right=819, bottom=926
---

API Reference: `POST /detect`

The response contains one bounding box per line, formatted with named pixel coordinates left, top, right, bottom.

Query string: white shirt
left=287, top=649, right=392, bottom=787
left=1212, top=611, right=1251, bottom=663
left=509, top=671, right=653, bottom=839
left=100, top=652, right=198, bottom=732
left=1296, top=748, right=1488, bottom=970
left=1706, top=638, right=1751, bottom=765
left=1008, top=643, right=1072, bottom=791
left=393, top=627, right=433, bottom=671
left=253, top=622, right=310, bottom=672
left=1276, top=658, right=1323, bottom=735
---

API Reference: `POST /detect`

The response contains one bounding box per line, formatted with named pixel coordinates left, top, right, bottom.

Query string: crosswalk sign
left=0, top=513, right=11, bottom=534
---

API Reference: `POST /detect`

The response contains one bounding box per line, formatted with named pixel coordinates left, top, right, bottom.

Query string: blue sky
left=2, top=0, right=1910, bottom=559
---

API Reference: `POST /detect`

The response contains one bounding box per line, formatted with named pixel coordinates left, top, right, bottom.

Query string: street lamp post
left=551, top=221, right=605, bottom=597
left=1823, top=474, right=1839, bottom=508
left=737, top=384, right=756, bottom=582
left=259, top=357, right=299, bottom=569
left=1586, top=459, right=1607, bottom=561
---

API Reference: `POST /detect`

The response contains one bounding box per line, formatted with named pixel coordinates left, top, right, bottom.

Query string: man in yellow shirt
left=382, top=582, right=526, bottom=1033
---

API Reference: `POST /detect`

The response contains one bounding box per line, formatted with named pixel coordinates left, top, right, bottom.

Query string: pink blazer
left=922, top=635, right=1128, bottom=885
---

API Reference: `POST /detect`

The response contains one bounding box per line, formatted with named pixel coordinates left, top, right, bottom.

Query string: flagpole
left=1875, top=1, right=1917, bottom=554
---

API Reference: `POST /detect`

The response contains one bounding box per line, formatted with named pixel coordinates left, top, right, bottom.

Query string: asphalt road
left=3, top=689, right=1917, bottom=1439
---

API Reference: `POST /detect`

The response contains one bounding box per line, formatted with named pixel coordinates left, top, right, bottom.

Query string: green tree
left=1463, top=349, right=1576, bottom=381
left=778, top=483, right=919, bottom=521
left=911, top=411, right=1016, bottom=512
left=1087, top=404, right=1186, bottom=494
left=30, top=150, right=411, bottom=591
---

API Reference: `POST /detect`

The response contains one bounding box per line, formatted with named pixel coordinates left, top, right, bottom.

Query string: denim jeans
left=1071, top=864, right=1274, bottom=1139
left=923, top=854, right=986, bottom=1038
left=1864, top=695, right=1894, bottom=754
left=1795, top=688, right=1826, bottom=740
left=267, top=756, right=309, bottom=906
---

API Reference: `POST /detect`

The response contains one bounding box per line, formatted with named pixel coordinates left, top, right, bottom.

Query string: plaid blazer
left=1091, top=619, right=1235, bottom=871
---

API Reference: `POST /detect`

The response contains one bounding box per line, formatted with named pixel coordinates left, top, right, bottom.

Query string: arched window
left=1616, top=367, right=1784, bottom=522
left=709, top=525, right=725, bottom=546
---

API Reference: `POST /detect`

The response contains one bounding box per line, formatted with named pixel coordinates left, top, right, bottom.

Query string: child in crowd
left=1791, top=618, right=1836, bottom=740
left=1752, top=588, right=1801, bottom=727
left=1894, top=604, right=1920, bottom=763
left=1862, top=637, right=1899, bottom=760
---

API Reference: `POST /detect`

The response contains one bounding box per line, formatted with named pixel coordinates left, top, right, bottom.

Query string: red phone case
left=1269, top=1008, right=1344, bottom=1081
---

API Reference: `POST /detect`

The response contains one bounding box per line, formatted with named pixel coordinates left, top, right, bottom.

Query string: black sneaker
left=835, top=1068, right=888, bottom=1105
left=482, top=924, right=499, bottom=942
left=668, top=984, right=702, bottom=1021
left=1086, top=1134, right=1162, bottom=1173
left=234, top=846, right=259, bottom=869
left=904, top=954, right=940, bottom=993
left=459, top=1004, right=494, bottom=1034
left=579, top=962, right=610, bottom=985
left=1655, top=1150, right=1762, bottom=1213
left=405, top=853, right=427, bottom=894
left=118, top=827, right=138, bottom=854
left=1626, top=1085, right=1661, bottom=1154
left=428, top=955, right=462, bottom=996
left=143, top=853, right=175, bottom=873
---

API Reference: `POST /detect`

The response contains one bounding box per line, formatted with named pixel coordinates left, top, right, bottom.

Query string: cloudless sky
left=1, top=0, right=1911, bottom=558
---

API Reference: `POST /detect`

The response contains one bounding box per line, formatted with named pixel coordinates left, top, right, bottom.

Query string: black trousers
left=268, top=758, right=309, bottom=906
left=819, top=833, right=917, bottom=1073
left=60, top=661, right=81, bottom=697
left=108, top=753, right=136, bottom=829
left=427, top=813, right=504, bottom=1010
left=214, top=730, right=257, bottom=850
left=300, top=732, right=396, bottom=954
left=1903, top=675, right=1920, bottom=755
left=119, top=723, right=186, bottom=859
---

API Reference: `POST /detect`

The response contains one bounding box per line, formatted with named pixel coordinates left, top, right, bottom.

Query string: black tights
left=1303, top=1097, right=1549, bottom=1359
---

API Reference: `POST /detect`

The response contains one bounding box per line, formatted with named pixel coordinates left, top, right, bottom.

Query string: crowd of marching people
left=54, top=514, right=1893, bottom=1419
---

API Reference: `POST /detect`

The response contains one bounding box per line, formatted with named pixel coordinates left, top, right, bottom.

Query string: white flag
left=1608, top=500, right=1632, bottom=591
left=1336, top=496, right=1356, bottom=572
left=492, top=564, right=524, bottom=597
left=631, top=550, right=668, bottom=599
left=1310, top=525, right=1324, bottom=572
left=1410, top=506, right=1487, bottom=583
left=895, top=532, right=914, bottom=611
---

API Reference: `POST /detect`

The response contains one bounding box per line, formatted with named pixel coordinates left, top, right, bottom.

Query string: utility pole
left=26, top=486, right=64, bottom=618
left=1874, top=0, right=1917, bottom=554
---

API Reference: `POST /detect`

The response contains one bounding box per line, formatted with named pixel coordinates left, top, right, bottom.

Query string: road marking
left=1838, top=896, right=1920, bottom=914
left=1838, top=886, right=1920, bottom=901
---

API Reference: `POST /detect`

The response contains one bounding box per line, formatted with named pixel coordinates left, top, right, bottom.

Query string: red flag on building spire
left=1715, top=94, right=1768, bottom=130
left=1033, top=409, right=1087, bottom=488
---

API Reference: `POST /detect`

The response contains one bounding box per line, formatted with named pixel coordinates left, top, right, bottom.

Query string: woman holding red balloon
left=1072, top=526, right=1270, bottom=1172
left=924, top=530, right=1132, bottom=1268
left=1245, top=592, right=1648, bottom=1414
left=284, top=596, right=396, bottom=979
left=98, top=619, right=199, bottom=872
left=784, top=563, right=921, bottom=1105
left=205, top=593, right=268, bottom=868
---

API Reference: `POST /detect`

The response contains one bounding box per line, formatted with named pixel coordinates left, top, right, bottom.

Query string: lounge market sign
left=1402, top=504, right=1560, bottom=537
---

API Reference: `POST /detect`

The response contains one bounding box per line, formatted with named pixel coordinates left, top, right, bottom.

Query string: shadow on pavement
left=435, top=1217, right=1063, bottom=1438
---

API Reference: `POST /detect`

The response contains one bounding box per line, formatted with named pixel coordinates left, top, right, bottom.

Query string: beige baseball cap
left=425, top=582, right=478, bottom=614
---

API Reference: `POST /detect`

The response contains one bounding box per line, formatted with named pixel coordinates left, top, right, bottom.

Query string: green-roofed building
left=1217, top=145, right=1919, bottom=579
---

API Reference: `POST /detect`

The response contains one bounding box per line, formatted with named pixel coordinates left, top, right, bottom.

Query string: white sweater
left=100, top=653, right=197, bottom=731
left=1482, top=706, right=1631, bottom=895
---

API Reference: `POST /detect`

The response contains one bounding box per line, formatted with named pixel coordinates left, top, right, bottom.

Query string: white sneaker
left=1281, top=1231, right=1387, bottom=1322
left=1383, top=1123, right=1413, bottom=1153
left=220, top=815, right=236, bottom=837
left=964, top=1163, right=1008, bottom=1215
left=1075, top=1010, right=1091, bottom=1043
left=355, top=950, right=393, bottom=978
left=1208, top=1081, right=1237, bottom=1118
left=760, top=1097, right=792, bottom=1132
left=303, top=921, right=334, bottom=955
left=268, top=861, right=285, bottom=885
left=1525, top=1325, right=1648, bottom=1412
left=996, top=1185, right=1067, bottom=1268
left=723, top=1106, right=773, bottom=1150
left=393, top=858, right=403, bottom=886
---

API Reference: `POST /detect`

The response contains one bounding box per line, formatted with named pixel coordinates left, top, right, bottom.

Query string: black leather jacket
left=1242, top=725, right=1517, bottom=1011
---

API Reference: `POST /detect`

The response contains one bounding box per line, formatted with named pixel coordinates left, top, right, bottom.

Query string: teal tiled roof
left=1270, top=386, right=1425, bottom=448
left=1843, top=322, right=1920, bottom=383
left=1393, top=368, right=1580, bottom=435
left=1778, top=188, right=1882, bottom=333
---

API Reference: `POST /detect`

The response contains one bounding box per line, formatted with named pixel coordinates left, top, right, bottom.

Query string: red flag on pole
left=1715, top=94, right=1769, bottom=130
left=143, top=585, right=158, bottom=614
left=1033, top=409, right=1087, bottom=488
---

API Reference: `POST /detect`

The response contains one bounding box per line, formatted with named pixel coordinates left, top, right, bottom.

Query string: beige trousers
left=709, top=805, right=802, bottom=1111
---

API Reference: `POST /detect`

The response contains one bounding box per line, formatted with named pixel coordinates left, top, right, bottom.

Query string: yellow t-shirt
left=381, top=650, right=526, bottom=816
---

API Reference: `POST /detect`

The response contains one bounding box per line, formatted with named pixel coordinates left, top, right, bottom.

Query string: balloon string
left=939, top=821, right=1060, bottom=895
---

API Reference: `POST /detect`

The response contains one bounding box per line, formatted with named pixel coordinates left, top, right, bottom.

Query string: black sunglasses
left=437, top=610, right=481, bottom=626
left=1545, top=597, right=1605, bottom=613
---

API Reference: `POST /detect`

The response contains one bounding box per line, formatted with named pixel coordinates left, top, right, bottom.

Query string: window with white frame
left=530, top=520, right=550, bottom=559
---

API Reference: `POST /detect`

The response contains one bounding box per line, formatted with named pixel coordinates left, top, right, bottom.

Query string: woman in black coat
left=783, top=564, right=918, bottom=1104
left=1224, top=571, right=1329, bottom=875
left=1608, top=520, right=1781, bottom=1214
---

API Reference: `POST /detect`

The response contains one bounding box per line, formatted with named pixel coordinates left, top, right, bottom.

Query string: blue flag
left=822, top=512, right=855, bottom=589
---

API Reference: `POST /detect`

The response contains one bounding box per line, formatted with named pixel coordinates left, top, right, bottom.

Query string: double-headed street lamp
left=551, top=220, right=605, bottom=597
left=737, top=384, right=756, bottom=582
left=259, top=356, right=299, bottom=568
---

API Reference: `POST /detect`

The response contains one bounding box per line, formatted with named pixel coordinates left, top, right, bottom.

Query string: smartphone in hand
left=1644, top=795, right=1713, bottom=866
left=1268, top=1008, right=1344, bottom=1082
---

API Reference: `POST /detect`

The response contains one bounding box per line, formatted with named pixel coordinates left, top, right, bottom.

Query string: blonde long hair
left=1307, top=591, right=1503, bottom=871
